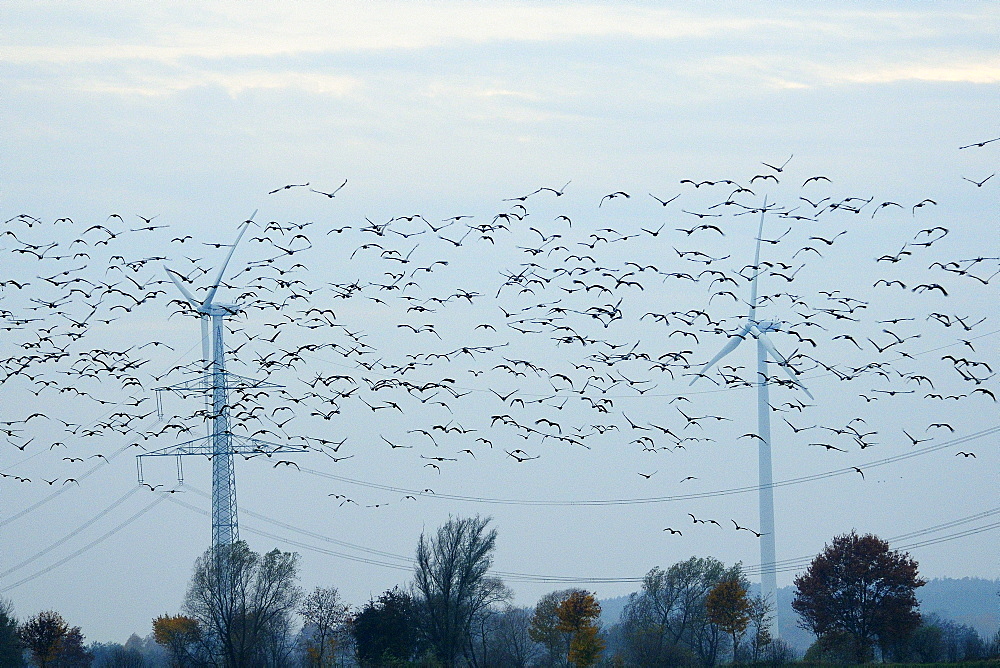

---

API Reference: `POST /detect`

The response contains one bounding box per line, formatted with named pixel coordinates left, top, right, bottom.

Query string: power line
left=293, top=425, right=1000, bottom=507
left=896, top=521, right=1000, bottom=551
left=183, top=485, right=413, bottom=564
left=3, top=482, right=994, bottom=594
left=0, top=411, right=991, bottom=589
left=744, top=507, right=1000, bottom=576
left=163, top=493, right=413, bottom=571
left=888, top=505, right=1000, bottom=543
left=0, top=441, right=135, bottom=528
left=0, top=487, right=140, bottom=580
left=0, top=492, right=167, bottom=593
left=173, top=484, right=1000, bottom=586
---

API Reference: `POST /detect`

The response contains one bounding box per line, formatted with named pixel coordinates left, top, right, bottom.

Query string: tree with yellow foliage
left=706, top=579, right=751, bottom=663
left=529, top=589, right=575, bottom=665
left=556, top=590, right=604, bottom=668
left=152, top=614, right=202, bottom=667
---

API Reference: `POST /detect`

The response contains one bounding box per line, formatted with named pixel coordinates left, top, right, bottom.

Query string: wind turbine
left=689, top=198, right=813, bottom=637
left=139, top=212, right=307, bottom=551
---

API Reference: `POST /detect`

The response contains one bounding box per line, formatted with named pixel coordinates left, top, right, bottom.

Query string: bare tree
left=495, top=606, right=542, bottom=668
left=469, top=606, right=541, bottom=668
left=743, top=593, right=775, bottom=664
left=413, top=515, right=510, bottom=667
left=298, top=586, right=350, bottom=667
left=620, top=557, right=740, bottom=666
left=183, top=541, right=302, bottom=668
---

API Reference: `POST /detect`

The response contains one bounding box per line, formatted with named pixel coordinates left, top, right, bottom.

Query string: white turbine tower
left=689, top=199, right=813, bottom=637
left=139, top=212, right=307, bottom=551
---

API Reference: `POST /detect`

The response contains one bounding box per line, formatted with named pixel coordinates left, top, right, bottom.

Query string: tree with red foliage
left=792, top=531, right=924, bottom=663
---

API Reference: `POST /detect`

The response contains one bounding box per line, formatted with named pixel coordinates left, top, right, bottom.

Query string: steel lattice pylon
left=208, top=309, right=238, bottom=547
left=138, top=215, right=307, bottom=550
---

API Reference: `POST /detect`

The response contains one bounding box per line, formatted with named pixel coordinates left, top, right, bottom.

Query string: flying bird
left=310, top=178, right=348, bottom=198
left=535, top=180, right=572, bottom=196
left=959, top=136, right=1000, bottom=149
left=649, top=193, right=680, bottom=207
left=599, top=191, right=630, bottom=206
left=963, top=173, right=995, bottom=188
left=927, top=423, right=954, bottom=432
left=809, top=443, right=846, bottom=452
left=801, top=175, right=831, bottom=186
left=268, top=182, right=309, bottom=194
left=762, top=154, right=793, bottom=172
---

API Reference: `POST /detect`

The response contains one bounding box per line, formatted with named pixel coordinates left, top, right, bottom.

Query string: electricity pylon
left=138, top=213, right=308, bottom=549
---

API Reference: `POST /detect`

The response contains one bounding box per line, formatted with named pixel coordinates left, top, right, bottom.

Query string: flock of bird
left=1, top=140, right=998, bottom=548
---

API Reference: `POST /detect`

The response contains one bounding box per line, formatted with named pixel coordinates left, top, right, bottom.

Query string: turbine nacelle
left=754, top=319, right=782, bottom=333
left=206, top=303, right=242, bottom=317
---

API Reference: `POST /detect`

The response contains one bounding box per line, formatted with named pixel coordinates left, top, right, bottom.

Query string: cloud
left=4, top=3, right=994, bottom=61
left=0, top=3, right=756, bottom=60
left=3, top=2, right=997, bottom=100
left=833, top=60, right=1000, bottom=85
left=71, top=69, right=361, bottom=97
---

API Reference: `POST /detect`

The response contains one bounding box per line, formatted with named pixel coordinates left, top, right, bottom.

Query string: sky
left=1, top=1, right=999, bottom=644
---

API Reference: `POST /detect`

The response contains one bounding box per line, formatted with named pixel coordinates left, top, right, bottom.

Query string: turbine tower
left=689, top=199, right=813, bottom=636
left=138, top=213, right=307, bottom=550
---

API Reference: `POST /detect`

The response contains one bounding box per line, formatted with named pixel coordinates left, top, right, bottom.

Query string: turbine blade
left=200, top=316, right=212, bottom=439
left=202, top=213, right=256, bottom=308
left=688, top=325, right=751, bottom=386
left=200, top=316, right=210, bottom=369
left=748, top=196, right=767, bottom=321
left=164, top=266, right=200, bottom=310
left=755, top=329, right=814, bottom=400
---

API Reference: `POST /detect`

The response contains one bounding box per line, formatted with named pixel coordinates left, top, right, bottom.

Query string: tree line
left=1, top=517, right=998, bottom=667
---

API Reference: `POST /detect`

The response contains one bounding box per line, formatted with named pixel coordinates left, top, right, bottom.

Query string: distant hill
left=918, top=577, right=999, bottom=637
left=775, top=578, right=1000, bottom=653
left=598, top=594, right=629, bottom=628
left=599, top=577, right=999, bottom=656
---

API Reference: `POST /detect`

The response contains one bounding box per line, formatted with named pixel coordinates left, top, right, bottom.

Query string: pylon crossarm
left=154, top=371, right=283, bottom=396
left=154, top=381, right=205, bottom=396
left=137, top=436, right=216, bottom=458
left=137, top=435, right=310, bottom=459
left=219, top=372, right=284, bottom=390
left=230, top=435, right=310, bottom=455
